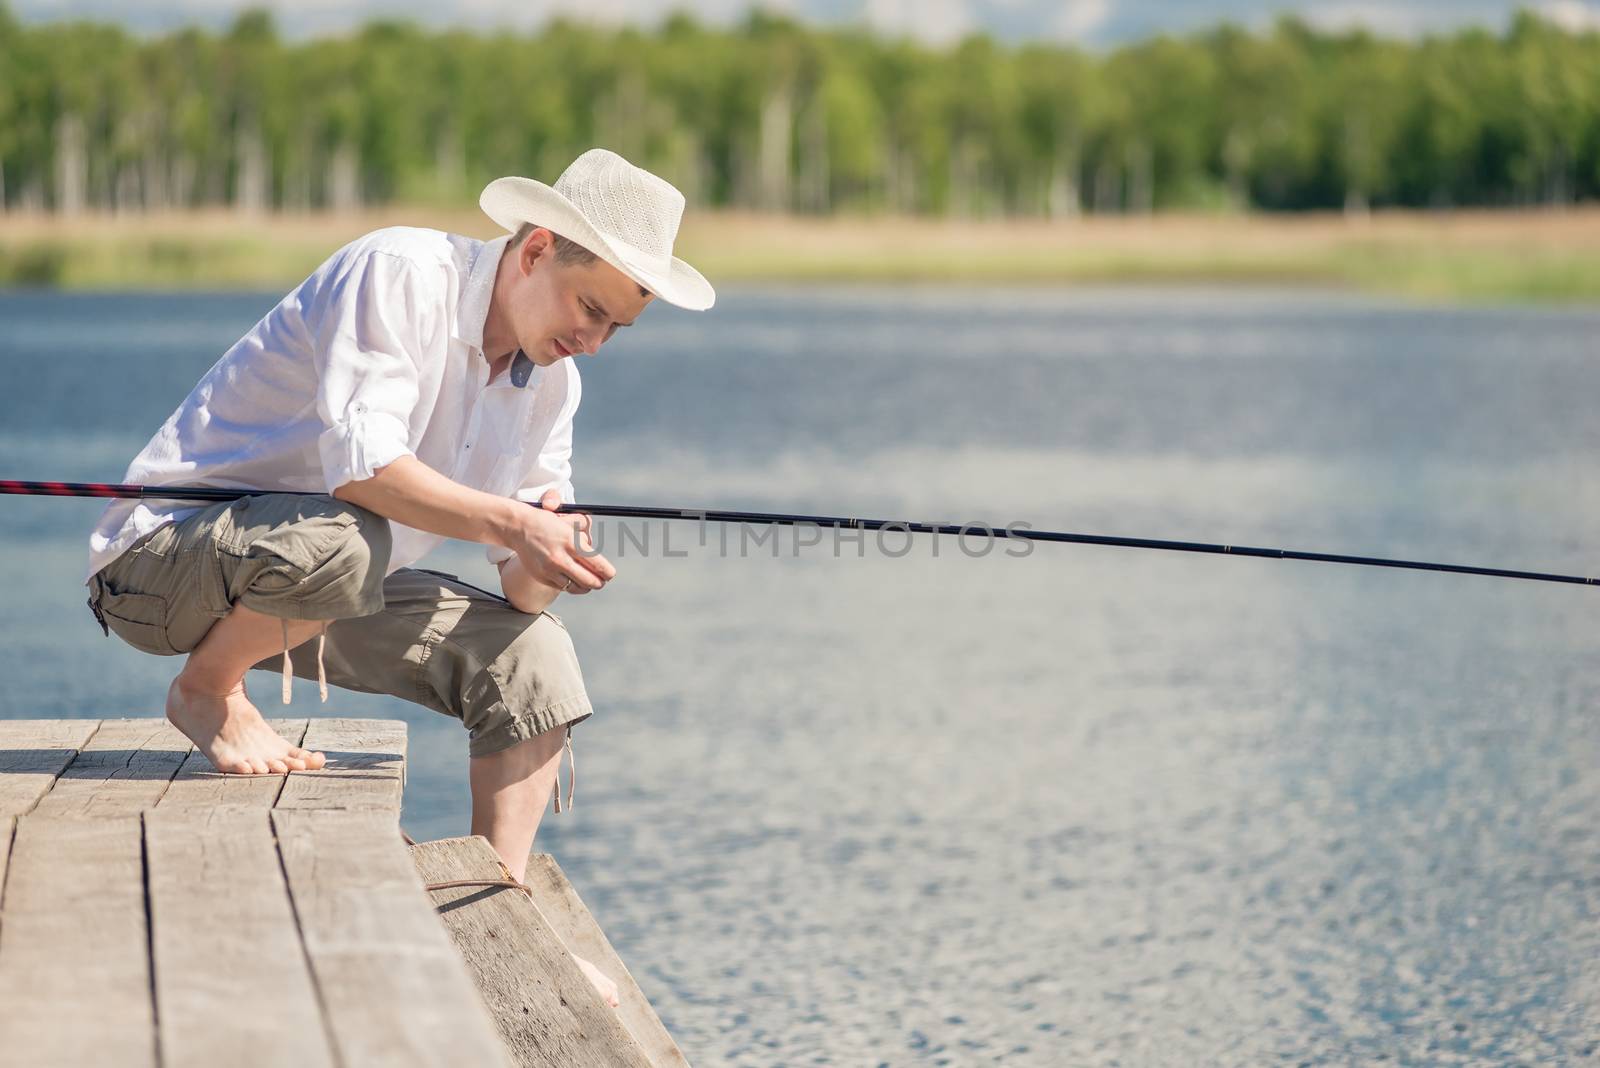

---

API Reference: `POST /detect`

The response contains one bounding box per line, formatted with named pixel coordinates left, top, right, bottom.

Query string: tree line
left=0, top=5, right=1596, bottom=217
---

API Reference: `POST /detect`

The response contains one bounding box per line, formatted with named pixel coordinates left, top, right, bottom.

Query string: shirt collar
left=453, top=234, right=510, bottom=354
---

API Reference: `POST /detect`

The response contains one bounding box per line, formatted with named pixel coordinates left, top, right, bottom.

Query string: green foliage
left=1, top=11, right=1599, bottom=214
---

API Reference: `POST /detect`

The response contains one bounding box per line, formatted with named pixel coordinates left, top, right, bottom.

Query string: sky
left=12, top=0, right=1600, bottom=45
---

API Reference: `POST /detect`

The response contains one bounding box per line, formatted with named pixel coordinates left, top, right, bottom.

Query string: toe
left=247, top=757, right=270, bottom=775
left=265, top=757, right=290, bottom=774
left=281, top=754, right=310, bottom=772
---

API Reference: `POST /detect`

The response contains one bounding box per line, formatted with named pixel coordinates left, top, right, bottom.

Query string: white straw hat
left=480, top=148, right=715, bottom=311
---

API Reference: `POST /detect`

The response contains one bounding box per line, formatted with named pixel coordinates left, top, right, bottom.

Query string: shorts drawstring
left=552, top=725, right=576, bottom=814
left=281, top=619, right=292, bottom=704
left=316, top=622, right=328, bottom=702
left=281, top=619, right=331, bottom=705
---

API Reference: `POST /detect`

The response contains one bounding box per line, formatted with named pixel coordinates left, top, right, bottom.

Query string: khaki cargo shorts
left=87, top=493, right=593, bottom=762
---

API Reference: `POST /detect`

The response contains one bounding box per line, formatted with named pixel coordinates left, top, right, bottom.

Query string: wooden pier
left=0, top=717, right=688, bottom=1068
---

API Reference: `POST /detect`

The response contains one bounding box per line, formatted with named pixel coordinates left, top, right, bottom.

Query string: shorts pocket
left=135, top=522, right=180, bottom=559
left=98, top=589, right=180, bottom=656
left=244, top=507, right=359, bottom=576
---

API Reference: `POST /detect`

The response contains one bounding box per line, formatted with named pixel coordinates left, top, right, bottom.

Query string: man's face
left=503, top=230, right=655, bottom=367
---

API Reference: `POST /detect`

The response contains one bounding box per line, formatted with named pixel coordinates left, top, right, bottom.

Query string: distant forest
left=1, top=6, right=1596, bottom=216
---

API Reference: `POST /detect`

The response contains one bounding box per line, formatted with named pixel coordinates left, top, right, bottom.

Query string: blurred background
left=3, top=3, right=1600, bottom=1066
left=1, top=1, right=1600, bottom=297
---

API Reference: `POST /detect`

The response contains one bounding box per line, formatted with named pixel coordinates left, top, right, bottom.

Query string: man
left=84, top=149, right=714, bottom=1003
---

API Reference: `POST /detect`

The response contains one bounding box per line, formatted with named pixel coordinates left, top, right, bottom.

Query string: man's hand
left=496, top=491, right=614, bottom=614
left=331, top=456, right=615, bottom=605
left=511, top=489, right=615, bottom=593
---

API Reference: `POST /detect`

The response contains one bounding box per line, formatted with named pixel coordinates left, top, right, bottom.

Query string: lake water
left=1, top=284, right=1598, bottom=1066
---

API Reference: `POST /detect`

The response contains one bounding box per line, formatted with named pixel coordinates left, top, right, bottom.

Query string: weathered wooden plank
left=410, top=837, right=654, bottom=1068
left=145, top=808, right=337, bottom=1068
left=30, top=718, right=190, bottom=819
left=157, top=718, right=309, bottom=810
left=0, top=815, right=154, bottom=1066
left=274, top=718, right=406, bottom=813
left=273, top=810, right=510, bottom=1067
left=525, top=853, right=692, bottom=1068
left=0, top=718, right=101, bottom=819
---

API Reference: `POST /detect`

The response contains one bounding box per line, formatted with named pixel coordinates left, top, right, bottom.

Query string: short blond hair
left=510, top=222, right=598, bottom=267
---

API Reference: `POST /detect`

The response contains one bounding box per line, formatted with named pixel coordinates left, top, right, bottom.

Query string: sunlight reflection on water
left=1, top=285, right=1597, bottom=1065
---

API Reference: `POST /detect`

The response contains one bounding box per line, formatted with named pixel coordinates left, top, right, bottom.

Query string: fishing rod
left=3, top=479, right=1594, bottom=589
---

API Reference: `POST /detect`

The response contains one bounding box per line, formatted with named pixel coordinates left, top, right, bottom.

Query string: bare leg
left=469, top=728, right=566, bottom=883
left=470, top=728, right=619, bottom=1008
left=166, top=601, right=330, bottom=775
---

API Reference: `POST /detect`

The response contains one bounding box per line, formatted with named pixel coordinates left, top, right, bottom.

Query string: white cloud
left=410, top=0, right=796, bottom=29
left=860, top=0, right=976, bottom=43
left=1539, top=0, right=1600, bottom=29
left=1297, top=2, right=1435, bottom=35
left=1052, top=0, right=1111, bottom=40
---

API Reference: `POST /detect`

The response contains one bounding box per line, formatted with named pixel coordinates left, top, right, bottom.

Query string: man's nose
left=575, top=325, right=602, bottom=356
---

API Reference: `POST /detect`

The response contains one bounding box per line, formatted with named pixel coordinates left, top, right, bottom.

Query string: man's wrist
left=482, top=494, right=530, bottom=552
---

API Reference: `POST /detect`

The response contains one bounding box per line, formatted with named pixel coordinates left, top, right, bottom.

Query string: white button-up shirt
left=87, top=226, right=580, bottom=581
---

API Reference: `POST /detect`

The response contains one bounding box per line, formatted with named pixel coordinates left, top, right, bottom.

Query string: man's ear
left=519, top=227, right=555, bottom=274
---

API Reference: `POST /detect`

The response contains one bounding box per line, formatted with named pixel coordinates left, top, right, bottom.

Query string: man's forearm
left=332, top=455, right=523, bottom=549
left=334, top=454, right=612, bottom=600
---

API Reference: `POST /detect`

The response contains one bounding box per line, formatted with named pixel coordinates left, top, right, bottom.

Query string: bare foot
left=166, top=675, right=328, bottom=775
left=572, top=953, right=619, bottom=1008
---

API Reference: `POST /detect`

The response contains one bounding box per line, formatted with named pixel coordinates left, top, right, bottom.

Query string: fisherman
left=83, top=149, right=714, bottom=1003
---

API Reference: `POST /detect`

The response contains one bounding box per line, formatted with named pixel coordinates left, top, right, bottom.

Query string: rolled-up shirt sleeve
left=486, top=375, right=580, bottom=566
left=312, top=252, right=429, bottom=494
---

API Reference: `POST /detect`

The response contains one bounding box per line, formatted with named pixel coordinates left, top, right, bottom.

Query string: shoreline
left=3, top=207, right=1599, bottom=304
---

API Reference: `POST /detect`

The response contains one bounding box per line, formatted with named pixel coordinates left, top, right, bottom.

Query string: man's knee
left=457, top=613, right=593, bottom=759
left=472, top=720, right=567, bottom=766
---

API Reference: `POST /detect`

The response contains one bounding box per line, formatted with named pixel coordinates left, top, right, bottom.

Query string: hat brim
left=480, top=176, right=715, bottom=312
